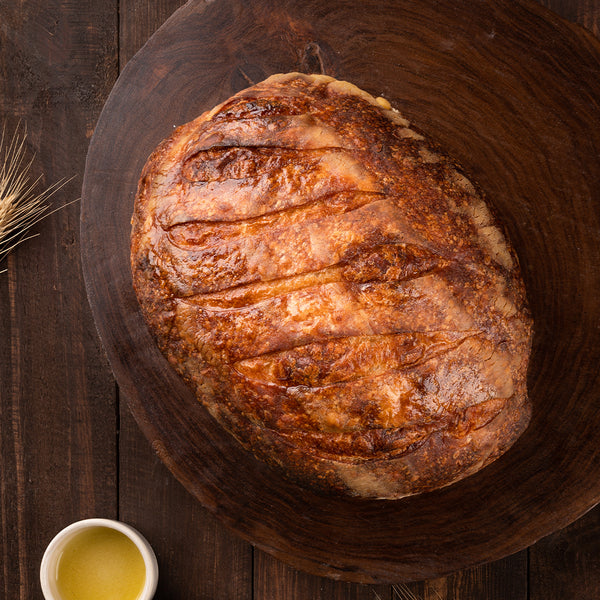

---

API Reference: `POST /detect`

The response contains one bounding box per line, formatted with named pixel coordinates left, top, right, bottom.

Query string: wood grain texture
left=81, top=0, right=600, bottom=584
left=0, top=1, right=118, bottom=599
left=253, top=540, right=527, bottom=600
left=423, top=553, right=528, bottom=600
left=119, top=0, right=189, bottom=65
left=529, top=504, right=600, bottom=600
left=540, top=0, right=599, bottom=35
left=254, top=550, right=391, bottom=600
left=118, top=404, right=253, bottom=599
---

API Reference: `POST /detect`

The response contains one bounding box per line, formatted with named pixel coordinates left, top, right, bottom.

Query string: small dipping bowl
left=40, top=518, right=159, bottom=600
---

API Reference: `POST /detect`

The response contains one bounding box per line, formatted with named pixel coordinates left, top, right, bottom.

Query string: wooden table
left=1, top=1, right=599, bottom=598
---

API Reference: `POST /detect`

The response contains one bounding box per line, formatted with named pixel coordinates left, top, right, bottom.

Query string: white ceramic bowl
left=40, top=518, right=159, bottom=600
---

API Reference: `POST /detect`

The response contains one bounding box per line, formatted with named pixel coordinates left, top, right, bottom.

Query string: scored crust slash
left=130, top=73, right=533, bottom=499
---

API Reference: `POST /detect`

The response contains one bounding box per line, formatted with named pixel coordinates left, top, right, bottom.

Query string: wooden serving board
left=81, top=0, right=600, bottom=583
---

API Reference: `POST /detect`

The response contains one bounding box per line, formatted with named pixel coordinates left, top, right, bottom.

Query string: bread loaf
left=130, top=73, right=532, bottom=499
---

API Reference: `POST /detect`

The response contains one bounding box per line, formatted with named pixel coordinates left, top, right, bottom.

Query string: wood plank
left=529, top=504, right=600, bottom=600
left=116, top=2, right=253, bottom=599
left=0, top=1, right=118, bottom=598
left=537, top=0, right=599, bottom=35
left=418, top=553, right=528, bottom=600
left=254, top=549, right=391, bottom=600
left=119, top=0, right=189, bottom=65
left=254, top=548, right=528, bottom=599
left=118, top=405, right=253, bottom=599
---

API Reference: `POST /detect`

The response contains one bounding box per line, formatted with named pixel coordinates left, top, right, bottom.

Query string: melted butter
left=56, top=526, right=146, bottom=600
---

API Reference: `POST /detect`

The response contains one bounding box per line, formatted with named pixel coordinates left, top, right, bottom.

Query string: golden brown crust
left=131, top=73, right=533, bottom=499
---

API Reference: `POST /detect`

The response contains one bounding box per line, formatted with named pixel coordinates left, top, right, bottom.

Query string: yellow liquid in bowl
left=56, top=526, right=146, bottom=600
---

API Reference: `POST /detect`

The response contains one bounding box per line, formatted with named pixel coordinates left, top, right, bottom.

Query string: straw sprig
left=0, top=123, right=72, bottom=273
left=372, top=584, right=444, bottom=600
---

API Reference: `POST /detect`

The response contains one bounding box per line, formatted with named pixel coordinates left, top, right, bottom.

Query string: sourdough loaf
left=130, top=73, right=532, bottom=499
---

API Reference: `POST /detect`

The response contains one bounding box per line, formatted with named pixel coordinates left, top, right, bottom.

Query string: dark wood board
left=0, top=1, right=119, bottom=599
left=81, top=0, right=600, bottom=583
left=529, top=504, right=600, bottom=600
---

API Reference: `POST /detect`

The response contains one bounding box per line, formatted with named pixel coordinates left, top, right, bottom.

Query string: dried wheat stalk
left=392, top=583, right=422, bottom=600
left=390, top=583, right=443, bottom=600
left=0, top=124, right=70, bottom=272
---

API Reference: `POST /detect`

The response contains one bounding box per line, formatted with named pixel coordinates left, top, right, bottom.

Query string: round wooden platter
left=81, top=0, right=600, bottom=583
